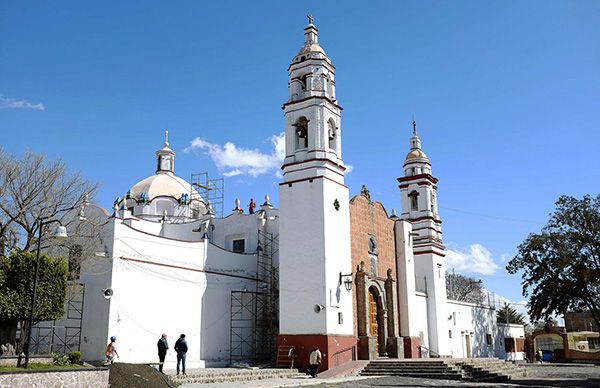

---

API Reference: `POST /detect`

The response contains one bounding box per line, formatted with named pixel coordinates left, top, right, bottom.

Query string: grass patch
left=0, top=363, right=86, bottom=371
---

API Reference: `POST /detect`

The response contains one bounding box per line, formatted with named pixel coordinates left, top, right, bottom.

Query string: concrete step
left=361, top=371, right=462, bottom=380
left=169, top=369, right=302, bottom=386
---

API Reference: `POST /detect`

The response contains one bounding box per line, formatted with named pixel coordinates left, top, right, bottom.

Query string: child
left=104, top=336, right=119, bottom=365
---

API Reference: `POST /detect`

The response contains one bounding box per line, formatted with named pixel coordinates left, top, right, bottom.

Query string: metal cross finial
left=412, top=120, right=417, bottom=135
left=307, top=14, right=314, bottom=25
left=165, top=129, right=169, bottom=145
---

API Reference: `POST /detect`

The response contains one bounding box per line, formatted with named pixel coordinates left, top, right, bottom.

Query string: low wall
left=0, top=367, right=109, bottom=388
left=0, top=355, right=54, bottom=366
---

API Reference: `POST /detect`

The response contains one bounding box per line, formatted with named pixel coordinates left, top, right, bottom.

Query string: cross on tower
left=307, top=14, right=314, bottom=25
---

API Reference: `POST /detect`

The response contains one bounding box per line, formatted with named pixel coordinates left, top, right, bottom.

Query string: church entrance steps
left=447, top=358, right=527, bottom=382
left=360, top=360, right=462, bottom=380
left=359, top=358, right=527, bottom=383
left=168, top=368, right=304, bottom=386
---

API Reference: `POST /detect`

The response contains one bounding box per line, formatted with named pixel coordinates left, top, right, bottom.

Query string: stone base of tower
left=276, top=334, right=357, bottom=371
left=403, top=336, right=421, bottom=358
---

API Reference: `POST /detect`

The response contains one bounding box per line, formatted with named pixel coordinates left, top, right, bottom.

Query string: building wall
left=82, top=217, right=260, bottom=368
left=279, top=177, right=353, bottom=336
left=349, top=193, right=398, bottom=337
left=564, top=312, right=600, bottom=332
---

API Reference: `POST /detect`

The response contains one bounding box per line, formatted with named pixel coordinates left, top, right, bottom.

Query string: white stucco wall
left=497, top=323, right=526, bottom=361
left=413, top=292, right=430, bottom=349
left=446, top=300, right=496, bottom=358
left=80, top=215, right=264, bottom=368
left=279, top=177, right=353, bottom=336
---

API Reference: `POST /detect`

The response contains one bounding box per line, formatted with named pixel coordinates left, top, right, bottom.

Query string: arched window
left=328, top=119, right=337, bottom=151
left=301, top=74, right=309, bottom=91
left=294, top=116, right=309, bottom=149
left=409, top=191, right=419, bottom=211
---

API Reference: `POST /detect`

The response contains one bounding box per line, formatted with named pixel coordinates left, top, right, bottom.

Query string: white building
left=60, top=18, right=524, bottom=371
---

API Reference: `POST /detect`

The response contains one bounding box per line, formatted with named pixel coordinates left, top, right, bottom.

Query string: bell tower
left=398, top=121, right=449, bottom=356
left=278, top=17, right=355, bottom=370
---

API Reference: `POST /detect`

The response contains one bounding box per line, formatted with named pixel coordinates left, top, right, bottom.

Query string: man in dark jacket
left=157, top=334, right=169, bottom=373
left=174, top=334, right=188, bottom=375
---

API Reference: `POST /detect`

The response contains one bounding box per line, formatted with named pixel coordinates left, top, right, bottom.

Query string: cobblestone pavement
left=181, top=364, right=600, bottom=388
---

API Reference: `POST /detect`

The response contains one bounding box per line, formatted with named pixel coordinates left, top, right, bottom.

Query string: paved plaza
left=179, top=364, right=600, bottom=388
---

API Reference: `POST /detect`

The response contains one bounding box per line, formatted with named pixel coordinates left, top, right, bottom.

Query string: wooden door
left=369, top=290, right=379, bottom=352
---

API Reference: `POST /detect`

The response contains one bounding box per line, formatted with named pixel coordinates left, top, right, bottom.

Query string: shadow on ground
left=109, top=363, right=172, bottom=388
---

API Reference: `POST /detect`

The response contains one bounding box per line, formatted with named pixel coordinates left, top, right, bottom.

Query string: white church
left=55, top=18, right=525, bottom=371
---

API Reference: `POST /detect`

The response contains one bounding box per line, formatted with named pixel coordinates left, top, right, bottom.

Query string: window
left=294, top=117, right=309, bottom=149
left=301, top=74, right=309, bottom=91
left=328, top=119, right=337, bottom=152
left=368, top=236, right=377, bottom=254
left=338, top=312, right=343, bottom=325
left=486, top=334, right=493, bottom=346
left=449, top=330, right=452, bottom=339
left=232, top=239, right=245, bottom=253
left=409, top=191, right=419, bottom=211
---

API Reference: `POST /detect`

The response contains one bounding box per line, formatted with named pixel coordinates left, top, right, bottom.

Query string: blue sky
left=2, top=1, right=599, bottom=313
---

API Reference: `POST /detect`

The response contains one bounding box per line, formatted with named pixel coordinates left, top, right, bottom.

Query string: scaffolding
left=191, top=172, right=224, bottom=218
left=229, top=230, right=279, bottom=364
left=30, top=282, right=84, bottom=355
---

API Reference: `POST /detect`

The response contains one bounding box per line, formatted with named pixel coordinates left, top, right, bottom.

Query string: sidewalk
left=178, top=361, right=373, bottom=388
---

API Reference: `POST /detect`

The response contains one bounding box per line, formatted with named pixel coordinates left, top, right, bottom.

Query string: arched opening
left=368, top=286, right=385, bottom=356
left=301, top=74, right=309, bottom=92
left=327, top=119, right=337, bottom=152
left=409, top=191, right=419, bottom=211
left=294, top=116, right=309, bottom=149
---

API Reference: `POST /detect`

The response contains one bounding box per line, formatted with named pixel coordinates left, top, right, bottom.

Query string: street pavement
left=180, top=363, right=600, bottom=388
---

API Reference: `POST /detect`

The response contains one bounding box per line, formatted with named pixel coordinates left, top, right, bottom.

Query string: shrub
left=52, top=353, right=70, bottom=366
left=68, top=351, right=82, bottom=364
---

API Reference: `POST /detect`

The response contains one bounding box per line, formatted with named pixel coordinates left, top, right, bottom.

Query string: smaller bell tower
left=156, top=129, right=175, bottom=175
left=398, top=121, right=449, bottom=356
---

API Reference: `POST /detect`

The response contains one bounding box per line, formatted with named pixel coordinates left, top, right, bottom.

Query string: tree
left=497, top=302, right=525, bottom=324
left=507, top=194, right=600, bottom=330
left=0, top=149, right=98, bottom=254
left=0, top=149, right=100, bottom=354
left=0, top=250, right=68, bottom=354
left=446, top=272, right=484, bottom=304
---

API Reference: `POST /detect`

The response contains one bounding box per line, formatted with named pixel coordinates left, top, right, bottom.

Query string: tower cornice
left=397, top=173, right=438, bottom=185
left=282, top=95, right=343, bottom=110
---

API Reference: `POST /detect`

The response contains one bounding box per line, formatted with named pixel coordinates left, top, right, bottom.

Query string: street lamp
left=22, top=218, right=68, bottom=368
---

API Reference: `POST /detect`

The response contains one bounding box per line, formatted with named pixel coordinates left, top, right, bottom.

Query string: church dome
left=297, top=43, right=326, bottom=56
left=405, top=149, right=429, bottom=161
left=130, top=173, right=197, bottom=202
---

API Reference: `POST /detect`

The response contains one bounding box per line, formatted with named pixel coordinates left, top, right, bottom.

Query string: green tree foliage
left=507, top=194, right=600, bottom=330
left=0, top=250, right=68, bottom=353
left=497, top=302, right=525, bottom=324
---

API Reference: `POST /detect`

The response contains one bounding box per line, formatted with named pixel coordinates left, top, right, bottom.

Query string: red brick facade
left=349, top=190, right=401, bottom=358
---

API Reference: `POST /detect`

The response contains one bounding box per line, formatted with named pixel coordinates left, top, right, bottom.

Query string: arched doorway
left=368, top=287, right=384, bottom=356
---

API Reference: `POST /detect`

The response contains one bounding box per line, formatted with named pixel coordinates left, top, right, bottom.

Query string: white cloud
left=446, top=243, right=500, bottom=275
left=0, top=95, right=46, bottom=111
left=186, top=132, right=285, bottom=177
left=345, top=164, right=353, bottom=173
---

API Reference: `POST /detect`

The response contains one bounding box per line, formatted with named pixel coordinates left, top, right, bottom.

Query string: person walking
left=248, top=198, right=256, bottom=214
left=104, top=336, right=119, bottom=365
left=157, top=333, right=169, bottom=373
left=308, top=346, right=321, bottom=378
left=174, top=334, right=188, bottom=375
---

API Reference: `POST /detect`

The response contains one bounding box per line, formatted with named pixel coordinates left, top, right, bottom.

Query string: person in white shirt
left=308, top=346, right=321, bottom=377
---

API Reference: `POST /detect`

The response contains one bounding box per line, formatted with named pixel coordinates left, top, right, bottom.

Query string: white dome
left=131, top=173, right=198, bottom=202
